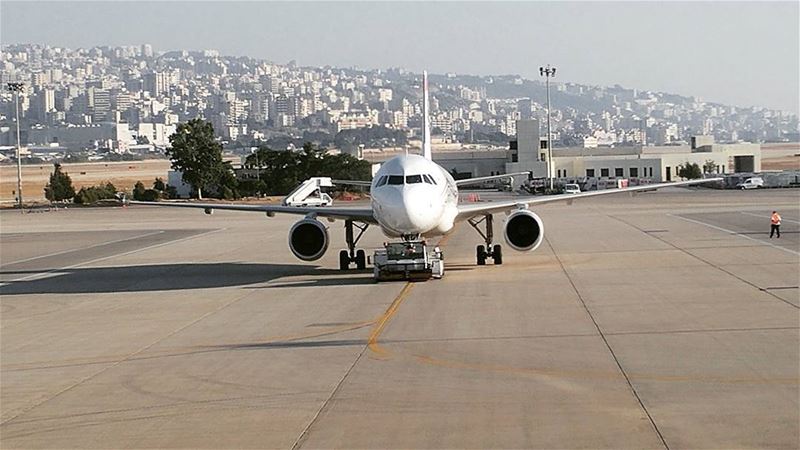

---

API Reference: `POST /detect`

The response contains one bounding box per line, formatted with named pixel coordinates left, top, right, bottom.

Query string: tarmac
left=1, top=188, right=798, bottom=449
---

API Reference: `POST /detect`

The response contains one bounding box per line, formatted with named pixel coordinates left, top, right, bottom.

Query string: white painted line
left=1, top=230, right=166, bottom=267
left=669, top=214, right=799, bottom=256
left=740, top=211, right=800, bottom=225
left=1, top=228, right=225, bottom=285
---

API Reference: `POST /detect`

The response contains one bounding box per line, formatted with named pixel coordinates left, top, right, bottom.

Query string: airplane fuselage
left=370, top=154, right=459, bottom=238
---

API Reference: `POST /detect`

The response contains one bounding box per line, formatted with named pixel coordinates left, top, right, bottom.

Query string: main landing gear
left=468, top=214, right=503, bottom=266
left=339, top=219, right=369, bottom=270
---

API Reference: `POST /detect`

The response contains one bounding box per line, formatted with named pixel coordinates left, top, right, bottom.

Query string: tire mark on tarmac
left=3, top=232, right=390, bottom=441
left=1, top=391, right=320, bottom=441
left=0, top=282, right=255, bottom=427
left=0, top=228, right=231, bottom=427
left=1, top=320, right=380, bottom=372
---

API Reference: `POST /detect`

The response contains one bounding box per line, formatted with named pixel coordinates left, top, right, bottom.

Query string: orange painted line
left=366, top=226, right=455, bottom=358
left=368, top=282, right=414, bottom=357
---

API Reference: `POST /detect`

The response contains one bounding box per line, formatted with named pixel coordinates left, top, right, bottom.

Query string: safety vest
left=771, top=213, right=781, bottom=225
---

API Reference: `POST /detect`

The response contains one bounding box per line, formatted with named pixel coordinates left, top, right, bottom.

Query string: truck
left=373, top=241, right=444, bottom=281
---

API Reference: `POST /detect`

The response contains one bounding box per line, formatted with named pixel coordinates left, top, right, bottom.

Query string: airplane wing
left=455, top=171, right=531, bottom=187
left=456, top=178, right=723, bottom=220
left=129, top=200, right=376, bottom=223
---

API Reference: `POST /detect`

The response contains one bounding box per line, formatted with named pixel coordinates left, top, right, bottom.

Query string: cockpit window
left=376, top=175, right=388, bottom=187
left=387, top=175, right=404, bottom=185
left=426, top=174, right=438, bottom=185
left=406, top=175, right=423, bottom=184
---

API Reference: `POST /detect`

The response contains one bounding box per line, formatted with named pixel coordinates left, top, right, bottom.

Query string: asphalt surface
left=1, top=188, right=798, bottom=449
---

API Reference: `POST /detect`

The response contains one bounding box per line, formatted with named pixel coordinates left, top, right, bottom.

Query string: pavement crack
left=289, top=323, right=371, bottom=450
left=292, top=280, right=415, bottom=449
left=612, top=214, right=799, bottom=310
left=605, top=326, right=799, bottom=336
left=545, top=236, right=670, bottom=450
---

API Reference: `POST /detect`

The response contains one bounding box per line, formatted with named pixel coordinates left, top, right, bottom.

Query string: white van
left=564, top=183, right=581, bottom=194
left=736, top=177, right=764, bottom=190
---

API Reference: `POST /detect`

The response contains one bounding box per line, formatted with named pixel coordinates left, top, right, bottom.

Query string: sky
left=2, top=1, right=798, bottom=113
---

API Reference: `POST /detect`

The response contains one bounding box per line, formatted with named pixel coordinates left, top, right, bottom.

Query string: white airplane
left=134, top=71, right=721, bottom=270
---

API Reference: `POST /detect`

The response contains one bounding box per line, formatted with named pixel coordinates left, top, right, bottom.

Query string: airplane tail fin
left=422, top=70, right=432, bottom=160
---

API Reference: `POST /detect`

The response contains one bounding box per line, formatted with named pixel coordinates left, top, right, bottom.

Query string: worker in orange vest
left=770, top=211, right=781, bottom=238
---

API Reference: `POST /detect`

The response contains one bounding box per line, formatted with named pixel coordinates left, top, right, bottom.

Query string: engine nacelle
left=503, top=209, right=544, bottom=252
left=288, top=218, right=329, bottom=261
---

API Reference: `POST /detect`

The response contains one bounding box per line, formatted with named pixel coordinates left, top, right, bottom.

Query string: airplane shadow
left=0, top=263, right=372, bottom=295
left=444, top=264, right=478, bottom=272
left=257, top=273, right=377, bottom=289
left=206, top=339, right=367, bottom=351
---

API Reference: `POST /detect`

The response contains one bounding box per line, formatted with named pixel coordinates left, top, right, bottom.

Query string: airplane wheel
left=476, top=245, right=486, bottom=265
left=355, top=249, right=366, bottom=270
left=493, top=244, right=503, bottom=265
left=339, top=250, right=350, bottom=270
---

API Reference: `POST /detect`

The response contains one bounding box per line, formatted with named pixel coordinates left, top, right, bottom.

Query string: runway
left=1, top=188, right=798, bottom=449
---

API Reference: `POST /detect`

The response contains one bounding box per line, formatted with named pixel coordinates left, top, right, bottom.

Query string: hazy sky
left=2, top=1, right=798, bottom=113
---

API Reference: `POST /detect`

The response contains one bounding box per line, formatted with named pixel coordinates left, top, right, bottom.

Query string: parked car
left=564, top=183, right=581, bottom=194
left=736, top=177, right=764, bottom=190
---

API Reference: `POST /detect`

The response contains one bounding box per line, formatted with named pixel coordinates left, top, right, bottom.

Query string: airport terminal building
left=427, top=120, right=761, bottom=183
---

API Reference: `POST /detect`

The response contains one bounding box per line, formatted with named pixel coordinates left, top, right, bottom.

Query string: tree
left=678, top=162, right=702, bottom=180
left=44, top=163, right=75, bottom=202
left=132, top=181, right=147, bottom=201
left=153, top=177, right=167, bottom=191
left=215, top=162, right=240, bottom=199
left=241, top=142, right=371, bottom=195
left=165, top=119, right=225, bottom=199
left=703, top=159, right=717, bottom=174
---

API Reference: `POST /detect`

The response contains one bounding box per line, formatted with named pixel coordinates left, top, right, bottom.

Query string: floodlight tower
left=539, top=65, right=556, bottom=190
left=6, top=82, right=25, bottom=209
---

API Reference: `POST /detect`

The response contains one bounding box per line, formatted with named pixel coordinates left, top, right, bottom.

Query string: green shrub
left=141, top=189, right=160, bottom=201
left=74, top=182, right=118, bottom=205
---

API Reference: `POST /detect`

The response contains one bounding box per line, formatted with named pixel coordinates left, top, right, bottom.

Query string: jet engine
left=503, top=210, right=544, bottom=252
left=288, top=218, right=329, bottom=261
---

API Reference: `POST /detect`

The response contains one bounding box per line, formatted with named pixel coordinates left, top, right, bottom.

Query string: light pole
left=539, top=65, right=556, bottom=191
left=7, top=82, right=24, bottom=209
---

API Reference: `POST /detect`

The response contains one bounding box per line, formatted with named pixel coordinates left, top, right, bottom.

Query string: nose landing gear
left=469, top=214, right=503, bottom=266
left=339, top=219, right=369, bottom=270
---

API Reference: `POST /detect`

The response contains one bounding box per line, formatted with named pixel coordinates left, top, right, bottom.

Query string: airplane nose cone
left=398, top=189, right=440, bottom=233
left=374, top=184, right=443, bottom=236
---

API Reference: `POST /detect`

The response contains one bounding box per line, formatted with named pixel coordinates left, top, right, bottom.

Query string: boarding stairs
left=282, top=177, right=334, bottom=207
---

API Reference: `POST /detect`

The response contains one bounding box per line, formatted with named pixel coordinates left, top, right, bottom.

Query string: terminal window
left=586, top=169, right=595, bottom=177
left=600, top=168, right=609, bottom=177
left=629, top=167, right=639, bottom=177
left=615, top=168, right=624, bottom=177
